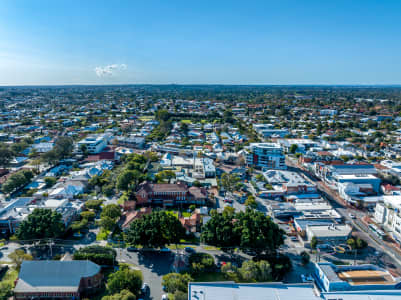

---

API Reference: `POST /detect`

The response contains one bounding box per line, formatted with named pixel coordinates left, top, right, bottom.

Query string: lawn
left=193, top=272, right=229, bottom=282
left=166, top=244, right=196, bottom=250
left=139, top=116, right=154, bottom=121
left=0, top=267, right=18, bottom=286
left=181, top=119, right=192, bottom=124
left=96, top=228, right=110, bottom=241
left=202, top=245, right=221, bottom=251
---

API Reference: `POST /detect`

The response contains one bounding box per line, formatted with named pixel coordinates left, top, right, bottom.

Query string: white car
left=349, top=213, right=356, bottom=219
left=162, top=294, right=168, bottom=300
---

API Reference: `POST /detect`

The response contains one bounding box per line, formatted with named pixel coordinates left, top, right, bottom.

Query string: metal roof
left=14, top=260, right=101, bottom=293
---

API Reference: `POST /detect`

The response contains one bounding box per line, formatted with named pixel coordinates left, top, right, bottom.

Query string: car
left=243, top=249, right=257, bottom=256
left=141, top=283, right=150, bottom=294
left=159, top=247, right=171, bottom=253
left=127, top=247, right=139, bottom=252
left=224, top=199, right=233, bottom=203
left=290, top=236, right=298, bottom=242
left=162, top=294, right=168, bottom=300
left=349, top=213, right=356, bottom=219
left=185, top=247, right=195, bottom=253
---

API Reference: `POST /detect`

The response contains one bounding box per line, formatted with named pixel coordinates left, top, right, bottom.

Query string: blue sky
left=1, top=0, right=401, bottom=85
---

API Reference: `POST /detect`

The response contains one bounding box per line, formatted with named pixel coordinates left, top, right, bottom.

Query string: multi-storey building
left=77, top=134, right=109, bottom=154
left=245, top=143, right=286, bottom=170
left=136, top=182, right=207, bottom=207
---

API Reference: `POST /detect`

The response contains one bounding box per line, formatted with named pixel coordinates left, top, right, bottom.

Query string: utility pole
left=48, top=239, right=53, bottom=258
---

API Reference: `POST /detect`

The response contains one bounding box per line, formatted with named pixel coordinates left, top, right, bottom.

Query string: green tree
left=125, top=211, right=185, bottom=248
left=289, top=144, right=298, bottom=154
left=356, top=237, right=368, bottom=249
left=1, top=170, right=34, bottom=194
left=311, top=236, right=318, bottom=249
left=100, top=216, right=116, bottom=231
left=54, top=136, right=74, bottom=159
left=234, top=209, right=284, bottom=255
left=16, top=208, right=65, bottom=240
left=0, top=143, right=13, bottom=168
left=116, top=169, right=145, bottom=191
left=220, top=173, right=240, bottom=194
left=102, top=289, right=136, bottom=300
left=80, top=210, right=95, bottom=220
left=245, top=195, right=257, bottom=209
left=201, top=209, right=239, bottom=252
left=73, top=245, right=116, bottom=266
left=347, top=238, right=356, bottom=249
left=155, top=170, right=176, bottom=183
left=238, top=260, right=272, bottom=282
left=44, top=176, right=57, bottom=188
left=173, top=290, right=188, bottom=300
left=162, top=273, right=193, bottom=294
left=101, top=204, right=122, bottom=220
left=9, top=249, right=33, bottom=270
left=107, top=265, right=143, bottom=295
left=188, top=253, right=215, bottom=274
left=85, top=199, right=103, bottom=211
left=300, top=251, right=310, bottom=265
left=0, top=281, right=13, bottom=299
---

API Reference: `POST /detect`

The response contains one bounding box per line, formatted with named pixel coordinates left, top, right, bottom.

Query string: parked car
left=159, top=247, right=171, bottom=253
left=141, top=283, right=150, bottom=295
left=349, top=213, right=356, bottom=219
left=185, top=247, right=195, bottom=253
left=127, top=247, right=139, bottom=252
left=162, top=294, right=168, bottom=300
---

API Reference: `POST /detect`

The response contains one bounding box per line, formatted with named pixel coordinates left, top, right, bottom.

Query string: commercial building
left=188, top=282, right=320, bottom=300
left=253, top=124, right=289, bottom=138
left=314, top=263, right=401, bottom=293
left=263, top=170, right=317, bottom=194
left=374, top=195, right=401, bottom=244
left=245, top=143, right=286, bottom=170
left=188, top=281, right=401, bottom=300
left=305, top=224, right=352, bottom=244
left=14, top=260, right=102, bottom=300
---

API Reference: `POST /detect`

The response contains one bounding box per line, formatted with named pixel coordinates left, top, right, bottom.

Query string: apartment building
left=245, top=143, right=286, bottom=170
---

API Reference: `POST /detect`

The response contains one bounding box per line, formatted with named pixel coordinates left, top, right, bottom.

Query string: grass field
left=139, top=116, right=154, bottom=121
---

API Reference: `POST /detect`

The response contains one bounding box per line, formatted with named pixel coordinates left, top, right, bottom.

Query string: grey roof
left=321, top=291, right=401, bottom=299
left=15, top=260, right=101, bottom=293
left=189, top=282, right=320, bottom=300
left=319, top=264, right=341, bottom=282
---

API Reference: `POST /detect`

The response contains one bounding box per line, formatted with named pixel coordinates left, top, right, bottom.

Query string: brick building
left=14, top=260, right=102, bottom=300
left=136, top=182, right=207, bottom=207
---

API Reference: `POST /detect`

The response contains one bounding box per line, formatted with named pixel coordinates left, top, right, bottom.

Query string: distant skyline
left=1, top=0, right=401, bottom=86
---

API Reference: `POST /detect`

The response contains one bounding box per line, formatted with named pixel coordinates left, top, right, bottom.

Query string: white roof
left=189, top=282, right=319, bottom=300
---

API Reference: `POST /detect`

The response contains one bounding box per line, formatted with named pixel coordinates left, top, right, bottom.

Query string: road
left=286, top=156, right=401, bottom=270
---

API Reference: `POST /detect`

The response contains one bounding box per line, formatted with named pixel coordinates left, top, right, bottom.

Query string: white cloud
left=94, top=64, right=127, bottom=77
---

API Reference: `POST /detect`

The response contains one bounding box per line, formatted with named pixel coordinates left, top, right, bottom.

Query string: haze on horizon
left=1, top=0, right=401, bottom=86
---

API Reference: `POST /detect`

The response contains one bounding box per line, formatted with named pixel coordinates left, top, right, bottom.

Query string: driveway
left=118, top=249, right=174, bottom=300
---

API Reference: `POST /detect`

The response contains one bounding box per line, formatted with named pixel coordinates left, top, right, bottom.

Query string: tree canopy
left=125, top=210, right=186, bottom=248
left=201, top=209, right=284, bottom=254
left=107, top=265, right=142, bottom=296
left=16, top=208, right=65, bottom=240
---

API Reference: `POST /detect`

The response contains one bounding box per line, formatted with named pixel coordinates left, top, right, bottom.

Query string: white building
left=77, top=134, right=109, bottom=154
left=245, top=143, right=286, bottom=170
left=374, top=195, right=401, bottom=244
